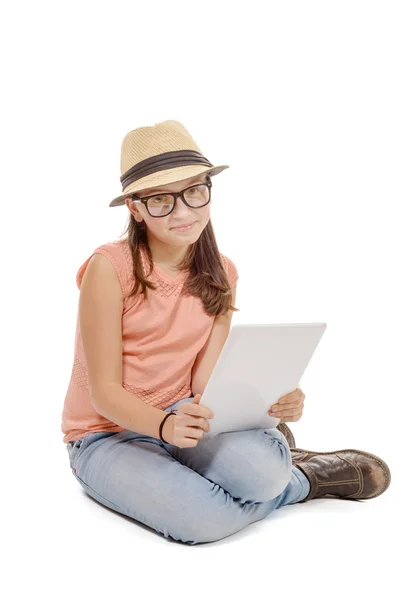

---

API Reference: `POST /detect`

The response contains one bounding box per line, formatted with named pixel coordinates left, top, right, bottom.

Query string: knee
left=239, top=464, right=292, bottom=502
left=238, top=433, right=293, bottom=502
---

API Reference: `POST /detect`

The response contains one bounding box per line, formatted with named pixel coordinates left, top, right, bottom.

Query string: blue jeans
left=66, top=396, right=310, bottom=544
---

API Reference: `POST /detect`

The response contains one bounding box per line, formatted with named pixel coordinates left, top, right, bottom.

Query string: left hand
left=268, top=387, right=305, bottom=423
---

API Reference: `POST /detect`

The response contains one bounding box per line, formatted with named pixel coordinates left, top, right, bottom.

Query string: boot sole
left=291, top=447, right=391, bottom=499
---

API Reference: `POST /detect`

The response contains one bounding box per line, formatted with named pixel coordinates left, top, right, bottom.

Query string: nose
left=172, top=194, right=192, bottom=217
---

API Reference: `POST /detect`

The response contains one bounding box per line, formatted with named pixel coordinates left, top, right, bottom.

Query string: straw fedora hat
left=109, top=120, right=230, bottom=207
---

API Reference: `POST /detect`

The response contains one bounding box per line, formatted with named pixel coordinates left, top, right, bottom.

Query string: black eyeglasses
left=130, top=178, right=212, bottom=217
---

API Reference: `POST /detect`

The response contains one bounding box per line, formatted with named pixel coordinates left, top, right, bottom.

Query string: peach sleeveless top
left=61, top=237, right=239, bottom=443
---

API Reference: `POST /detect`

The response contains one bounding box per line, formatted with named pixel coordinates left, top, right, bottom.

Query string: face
left=125, top=173, right=211, bottom=248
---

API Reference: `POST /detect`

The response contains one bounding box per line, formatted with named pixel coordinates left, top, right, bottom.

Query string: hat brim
left=109, top=164, right=230, bottom=207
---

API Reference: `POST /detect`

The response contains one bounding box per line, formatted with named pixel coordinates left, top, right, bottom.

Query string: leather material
left=290, top=447, right=391, bottom=502
left=276, top=422, right=296, bottom=448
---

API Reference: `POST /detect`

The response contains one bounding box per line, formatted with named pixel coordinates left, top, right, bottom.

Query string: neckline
left=139, top=245, right=188, bottom=284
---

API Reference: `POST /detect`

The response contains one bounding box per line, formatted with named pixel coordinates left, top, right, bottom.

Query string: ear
left=125, top=197, right=143, bottom=221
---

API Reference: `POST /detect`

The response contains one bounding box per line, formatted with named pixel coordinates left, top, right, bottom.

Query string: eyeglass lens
left=147, top=184, right=210, bottom=217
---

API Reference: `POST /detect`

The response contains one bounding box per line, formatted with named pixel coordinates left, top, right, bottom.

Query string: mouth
left=170, top=222, right=196, bottom=231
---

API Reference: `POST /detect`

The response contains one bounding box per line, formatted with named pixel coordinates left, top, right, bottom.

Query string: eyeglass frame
left=129, top=177, right=212, bottom=218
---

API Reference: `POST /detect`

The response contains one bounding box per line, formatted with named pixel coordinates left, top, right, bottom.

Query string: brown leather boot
left=291, top=447, right=391, bottom=502
left=276, top=422, right=296, bottom=448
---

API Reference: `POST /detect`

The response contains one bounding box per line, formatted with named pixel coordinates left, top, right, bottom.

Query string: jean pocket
left=68, top=433, right=92, bottom=470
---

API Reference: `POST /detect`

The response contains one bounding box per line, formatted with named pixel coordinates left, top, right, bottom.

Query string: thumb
left=192, top=393, right=202, bottom=404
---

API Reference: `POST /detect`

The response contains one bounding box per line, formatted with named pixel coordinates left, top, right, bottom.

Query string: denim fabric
left=66, top=396, right=310, bottom=544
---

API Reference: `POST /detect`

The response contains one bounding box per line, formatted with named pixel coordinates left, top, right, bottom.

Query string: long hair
left=117, top=191, right=239, bottom=318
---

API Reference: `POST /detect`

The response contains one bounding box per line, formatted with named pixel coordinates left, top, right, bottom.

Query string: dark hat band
left=120, top=150, right=213, bottom=190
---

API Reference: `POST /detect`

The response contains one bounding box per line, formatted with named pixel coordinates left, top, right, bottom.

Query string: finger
left=271, top=407, right=303, bottom=417
left=270, top=400, right=303, bottom=411
left=278, top=411, right=303, bottom=423
left=181, top=404, right=214, bottom=419
left=184, top=416, right=210, bottom=431
left=270, top=404, right=303, bottom=415
left=276, top=393, right=304, bottom=405
left=285, top=393, right=304, bottom=403
left=281, top=411, right=303, bottom=422
left=271, top=406, right=303, bottom=415
left=181, top=426, right=204, bottom=440
left=181, top=438, right=198, bottom=448
left=280, top=388, right=302, bottom=401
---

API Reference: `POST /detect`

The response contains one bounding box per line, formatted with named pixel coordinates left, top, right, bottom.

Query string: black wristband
left=159, top=410, right=177, bottom=443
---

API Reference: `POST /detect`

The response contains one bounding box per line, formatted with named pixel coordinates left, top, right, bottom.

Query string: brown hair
left=118, top=203, right=239, bottom=318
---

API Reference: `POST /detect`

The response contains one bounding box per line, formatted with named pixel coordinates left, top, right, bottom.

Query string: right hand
left=162, top=394, right=214, bottom=448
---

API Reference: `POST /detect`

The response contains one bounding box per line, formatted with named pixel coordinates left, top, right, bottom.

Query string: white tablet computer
left=200, top=322, right=327, bottom=437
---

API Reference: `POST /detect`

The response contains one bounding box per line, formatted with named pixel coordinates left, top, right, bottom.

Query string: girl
left=62, top=120, right=391, bottom=545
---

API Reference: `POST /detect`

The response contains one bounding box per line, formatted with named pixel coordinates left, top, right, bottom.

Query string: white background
left=2, top=1, right=398, bottom=598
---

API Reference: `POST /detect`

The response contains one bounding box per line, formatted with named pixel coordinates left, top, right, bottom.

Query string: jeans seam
left=72, top=469, right=123, bottom=512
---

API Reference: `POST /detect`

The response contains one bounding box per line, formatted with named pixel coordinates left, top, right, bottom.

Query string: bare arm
left=92, top=382, right=175, bottom=441
left=191, top=285, right=237, bottom=396
left=79, top=253, right=175, bottom=441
